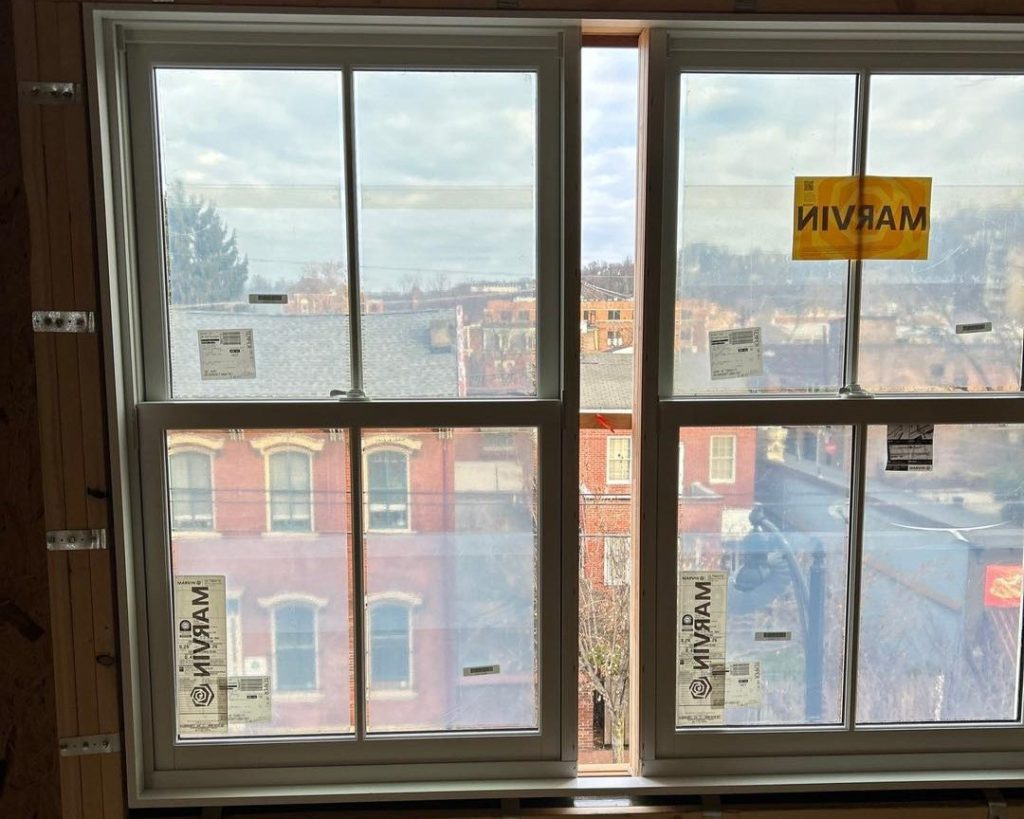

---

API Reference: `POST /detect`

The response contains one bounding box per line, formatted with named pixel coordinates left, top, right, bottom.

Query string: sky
left=155, top=48, right=639, bottom=292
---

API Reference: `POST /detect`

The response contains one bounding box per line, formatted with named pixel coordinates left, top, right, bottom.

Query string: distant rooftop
left=169, top=307, right=460, bottom=399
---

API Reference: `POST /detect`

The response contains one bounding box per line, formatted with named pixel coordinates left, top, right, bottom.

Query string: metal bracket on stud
left=32, top=310, right=95, bottom=334
left=46, top=529, right=107, bottom=552
left=985, top=789, right=1008, bottom=819
left=19, top=81, right=81, bottom=105
left=59, top=733, right=120, bottom=757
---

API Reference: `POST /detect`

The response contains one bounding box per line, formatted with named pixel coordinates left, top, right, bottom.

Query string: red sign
left=984, top=564, right=1023, bottom=608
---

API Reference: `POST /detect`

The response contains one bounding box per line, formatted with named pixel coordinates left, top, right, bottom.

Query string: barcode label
left=462, top=664, right=501, bottom=677
left=728, top=329, right=756, bottom=345
left=755, top=630, right=792, bottom=641
left=729, top=663, right=750, bottom=677
left=955, top=321, right=992, bottom=335
left=219, top=331, right=243, bottom=345
left=235, top=676, right=265, bottom=692
left=249, top=293, right=288, bottom=305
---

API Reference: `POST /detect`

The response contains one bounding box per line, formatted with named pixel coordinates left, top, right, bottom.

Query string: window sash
left=643, top=27, right=1024, bottom=774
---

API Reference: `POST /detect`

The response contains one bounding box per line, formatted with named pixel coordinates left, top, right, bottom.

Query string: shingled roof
left=169, top=308, right=460, bottom=399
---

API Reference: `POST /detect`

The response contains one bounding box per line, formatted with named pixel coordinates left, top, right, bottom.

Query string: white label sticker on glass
left=228, top=676, right=271, bottom=724
left=174, top=575, right=228, bottom=734
left=198, top=329, right=256, bottom=380
left=886, top=423, right=934, bottom=472
left=248, top=293, right=288, bottom=305
left=725, top=661, right=762, bottom=707
left=677, top=571, right=728, bottom=726
left=955, top=321, right=992, bottom=335
left=462, top=664, right=501, bottom=677
left=755, top=630, right=792, bottom=642
left=709, top=327, right=763, bottom=381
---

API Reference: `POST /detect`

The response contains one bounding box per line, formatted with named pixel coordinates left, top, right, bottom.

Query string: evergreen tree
left=165, top=179, right=249, bottom=306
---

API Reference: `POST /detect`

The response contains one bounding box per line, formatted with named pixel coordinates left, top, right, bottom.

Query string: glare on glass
left=168, top=429, right=354, bottom=739
left=676, top=426, right=852, bottom=727
left=674, top=73, right=857, bottom=394
left=354, top=71, right=538, bottom=399
left=861, top=75, right=1024, bottom=393
left=155, top=69, right=351, bottom=400
left=857, top=424, right=1024, bottom=724
left=361, top=427, right=539, bottom=733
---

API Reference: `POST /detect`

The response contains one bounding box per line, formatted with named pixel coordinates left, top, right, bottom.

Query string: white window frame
left=708, top=434, right=736, bottom=485
left=677, top=441, right=685, bottom=495
left=93, top=9, right=577, bottom=800
left=605, top=435, right=632, bottom=485
left=641, top=23, right=1024, bottom=786
left=265, top=448, right=315, bottom=534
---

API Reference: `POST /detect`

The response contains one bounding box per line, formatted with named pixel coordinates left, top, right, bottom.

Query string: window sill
left=137, top=765, right=1024, bottom=809
left=273, top=691, right=325, bottom=703
left=368, top=688, right=417, bottom=701
left=171, top=529, right=222, bottom=539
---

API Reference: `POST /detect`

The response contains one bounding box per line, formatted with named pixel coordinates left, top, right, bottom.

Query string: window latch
left=59, top=733, right=120, bottom=757
left=32, top=310, right=95, bottom=333
left=839, top=383, right=874, bottom=399
left=20, top=81, right=81, bottom=105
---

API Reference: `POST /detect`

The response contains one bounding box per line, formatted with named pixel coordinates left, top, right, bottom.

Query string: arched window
left=365, top=450, right=409, bottom=531
left=368, top=602, right=412, bottom=690
left=168, top=450, right=213, bottom=531
left=272, top=603, right=317, bottom=692
left=267, top=450, right=312, bottom=532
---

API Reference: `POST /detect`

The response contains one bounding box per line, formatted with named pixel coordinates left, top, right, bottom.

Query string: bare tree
left=578, top=539, right=630, bottom=763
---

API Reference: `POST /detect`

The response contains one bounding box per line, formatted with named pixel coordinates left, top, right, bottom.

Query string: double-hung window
left=645, top=26, right=1024, bottom=780
left=104, top=12, right=574, bottom=791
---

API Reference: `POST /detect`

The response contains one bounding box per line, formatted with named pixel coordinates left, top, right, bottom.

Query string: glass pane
left=168, top=429, right=353, bottom=738
left=676, top=426, right=853, bottom=727
left=155, top=69, right=351, bottom=399
left=581, top=48, right=639, bottom=413
left=354, top=71, right=538, bottom=398
left=578, top=46, right=639, bottom=767
left=861, top=75, right=1024, bottom=393
left=362, top=428, right=539, bottom=732
left=857, top=424, right=1024, bottom=724
left=674, top=73, right=857, bottom=394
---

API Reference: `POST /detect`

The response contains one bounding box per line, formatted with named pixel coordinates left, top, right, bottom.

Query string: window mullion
left=842, top=422, right=869, bottom=730
left=349, top=426, right=368, bottom=740
left=341, top=65, right=365, bottom=399
left=842, top=69, right=872, bottom=393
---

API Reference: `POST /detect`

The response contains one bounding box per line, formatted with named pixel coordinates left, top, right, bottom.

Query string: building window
left=272, top=603, right=317, bottom=692
left=368, top=602, right=413, bottom=690
left=607, top=330, right=623, bottom=348
left=267, top=450, right=312, bottom=532
left=606, top=436, right=632, bottom=484
left=365, top=450, right=410, bottom=530
left=607, top=309, right=621, bottom=321
left=168, top=450, right=213, bottom=530
left=603, top=536, right=630, bottom=586
left=708, top=435, right=736, bottom=484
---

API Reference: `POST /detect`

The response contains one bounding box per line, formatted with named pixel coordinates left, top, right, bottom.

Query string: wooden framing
left=9, top=1, right=1024, bottom=817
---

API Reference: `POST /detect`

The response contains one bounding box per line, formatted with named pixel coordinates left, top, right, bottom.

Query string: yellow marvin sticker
left=793, top=176, right=932, bottom=261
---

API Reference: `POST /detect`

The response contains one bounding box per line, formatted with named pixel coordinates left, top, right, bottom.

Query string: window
left=105, top=11, right=567, bottom=791
left=365, top=450, right=409, bottom=531
left=708, top=435, right=736, bottom=484
left=168, top=450, right=213, bottom=530
left=94, top=7, right=1024, bottom=804
left=268, top=450, right=312, bottom=532
left=606, top=436, right=632, bottom=484
left=603, top=536, right=631, bottom=586
left=369, top=601, right=413, bottom=691
left=272, top=603, right=318, bottom=693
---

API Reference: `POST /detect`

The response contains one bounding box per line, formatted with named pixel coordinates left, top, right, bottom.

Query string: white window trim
left=602, top=535, right=630, bottom=587
left=362, top=446, right=412, bottom=533
left=605, top=435, right=632, bottom=485
left=707, top=434, right=736, bottom=485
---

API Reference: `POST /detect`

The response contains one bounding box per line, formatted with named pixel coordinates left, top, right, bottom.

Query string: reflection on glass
left=580, top=48, right=639, bottom=413
left=857, top=425, right=1024, bottom=724
left=362, top=428, right=539, bottom=732
left=168, top=429, right=353, bottom=738
left=354, top=71, right=538, bottom=399
left=861, top=75, right=1024, bottom=393
left=155, top=69, right=352, bottom=399
left=675, top=73, right=857, bottom=394
left=676, top=426, right=852, bottom=727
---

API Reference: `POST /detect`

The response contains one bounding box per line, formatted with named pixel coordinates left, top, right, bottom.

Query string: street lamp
left=731, top=504, right=826, bottom=723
